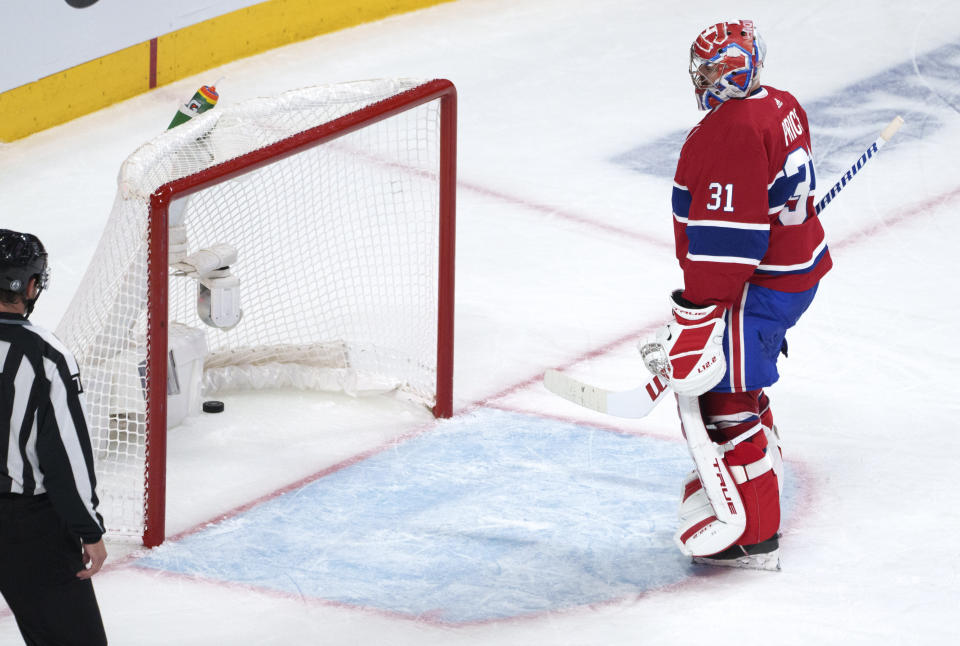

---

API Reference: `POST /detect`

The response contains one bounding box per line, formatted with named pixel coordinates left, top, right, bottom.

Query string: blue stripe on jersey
left=754, top=243, right=830, bottom=276
left=671, top=185, right=691, bottom=218
left=687, top=225, right=769, bottom=262
left=768, top=165, right=808, bottom=211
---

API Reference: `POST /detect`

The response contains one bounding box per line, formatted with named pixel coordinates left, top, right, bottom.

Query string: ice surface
left=135, top=409, right=803, bottom=624
left=1, top=0, right=958, bottom=644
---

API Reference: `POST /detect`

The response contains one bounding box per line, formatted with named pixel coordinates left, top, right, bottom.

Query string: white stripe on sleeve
left=686, top=252, right=761, bottom=266
left=7, top=355, right=37, bottom=494
left=757, top=237, right=827, bottom=272
left=43, top=356, right=102, bottom=531
left=686, top=219, right=770, bottom=231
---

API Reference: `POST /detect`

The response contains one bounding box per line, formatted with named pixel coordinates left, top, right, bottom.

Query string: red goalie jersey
left=671, top=86, right=832, bottom=308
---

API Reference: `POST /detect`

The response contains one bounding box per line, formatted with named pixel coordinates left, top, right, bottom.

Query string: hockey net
left=55, top=79, right=456, bottom=546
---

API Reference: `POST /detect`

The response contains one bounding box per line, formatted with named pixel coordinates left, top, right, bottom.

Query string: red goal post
left=57, top=79, right=457, bottom=547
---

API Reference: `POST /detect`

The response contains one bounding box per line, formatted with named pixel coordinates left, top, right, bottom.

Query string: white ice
left=1, top=0, right=959, bottom=643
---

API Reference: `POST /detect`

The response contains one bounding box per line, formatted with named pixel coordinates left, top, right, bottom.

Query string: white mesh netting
left=55, top=79, right=449, bottom=538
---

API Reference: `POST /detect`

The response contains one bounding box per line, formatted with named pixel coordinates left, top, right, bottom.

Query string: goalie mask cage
left=56, top=79, right=456, bottom=547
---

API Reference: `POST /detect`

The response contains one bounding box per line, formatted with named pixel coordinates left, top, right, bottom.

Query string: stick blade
left=543, top=369, right=610, bottom=413
left=543, top=369, right=671, bottom=419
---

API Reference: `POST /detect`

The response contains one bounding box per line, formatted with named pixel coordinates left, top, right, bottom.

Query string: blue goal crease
left=613, top=39, right=960, bottom=178
left=134, top=408, right=800, bottom=624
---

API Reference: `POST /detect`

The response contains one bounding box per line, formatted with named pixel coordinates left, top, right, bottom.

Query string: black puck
left=202, top=400, right=224, bottom=413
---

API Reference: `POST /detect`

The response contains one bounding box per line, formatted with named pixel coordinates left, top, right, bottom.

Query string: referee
left=0, top=229, right=108, bottom=646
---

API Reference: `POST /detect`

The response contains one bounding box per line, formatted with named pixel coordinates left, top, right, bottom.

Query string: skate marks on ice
left=611, top=39, right=960, bottom=178
left=133, top=408, right=801, bottom=624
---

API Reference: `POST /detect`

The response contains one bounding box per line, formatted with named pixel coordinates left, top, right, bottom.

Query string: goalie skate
left=691, top=535, right=781, bottom=571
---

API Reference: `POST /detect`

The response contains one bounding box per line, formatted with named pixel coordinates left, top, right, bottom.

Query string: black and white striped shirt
left=0, top=311, right=105, bottom=542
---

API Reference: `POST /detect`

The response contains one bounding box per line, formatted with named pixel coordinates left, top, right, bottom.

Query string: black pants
left=0, top=494, right=107, bottom=646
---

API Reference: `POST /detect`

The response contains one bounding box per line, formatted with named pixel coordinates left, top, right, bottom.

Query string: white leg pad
left=674, top=395, right=747, bottom=557
left=675, top=472, right=748, bottom=557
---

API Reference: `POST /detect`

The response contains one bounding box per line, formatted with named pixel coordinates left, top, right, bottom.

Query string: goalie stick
left=544, top=115, right=905, bottom=418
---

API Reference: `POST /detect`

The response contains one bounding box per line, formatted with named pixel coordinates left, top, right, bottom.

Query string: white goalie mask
left=689, top=20, right=767, bottom=111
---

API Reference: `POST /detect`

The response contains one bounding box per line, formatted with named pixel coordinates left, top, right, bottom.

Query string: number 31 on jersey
left=706, top=182, right=734, bottom=212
